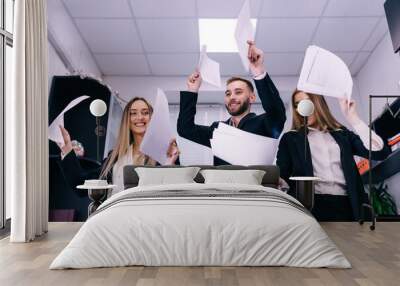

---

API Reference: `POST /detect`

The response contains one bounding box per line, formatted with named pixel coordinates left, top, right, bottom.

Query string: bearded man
left=177, top=41, right=286, bottom=165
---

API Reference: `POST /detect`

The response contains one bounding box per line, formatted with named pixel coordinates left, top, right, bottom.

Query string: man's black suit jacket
left=177, top=74, right=286, bottom=165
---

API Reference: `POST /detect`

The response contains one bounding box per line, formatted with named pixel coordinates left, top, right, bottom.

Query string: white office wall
left=104, top=75, right=361, bottom=128
left=103, top=75, right=363, bottom=165
left=355, top=31, right=400, bottom=212
left=47, top=0, right=101, bottom=78
left=355, top=33, right=400, bottom=121
left=104, top=75, right=297, bottom=105
left=47, top=41, right=69, bottom=88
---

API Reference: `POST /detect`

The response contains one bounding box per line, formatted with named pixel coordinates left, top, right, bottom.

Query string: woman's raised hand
left=339, top=98, right=360, bottom=124
left=165, top=138, right=180, bottom=165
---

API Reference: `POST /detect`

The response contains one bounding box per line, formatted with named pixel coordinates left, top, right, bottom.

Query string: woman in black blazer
left=276, top=90, right=391, bottom=221
left=58, top=97, right=180, bottom=197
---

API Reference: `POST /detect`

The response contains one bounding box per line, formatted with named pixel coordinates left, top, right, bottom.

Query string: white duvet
left=50, top=183, right=351, bottom=269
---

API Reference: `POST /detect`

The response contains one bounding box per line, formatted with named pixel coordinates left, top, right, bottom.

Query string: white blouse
left=112, top=146, right=134, bottom=196
left=308, top=120, right=384, bottom=196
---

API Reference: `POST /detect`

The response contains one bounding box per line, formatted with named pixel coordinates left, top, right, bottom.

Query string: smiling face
left=129, top=99, right=152, bottom=135
left=293, top=91, right=317, bottom=127
left=224, top=80, right=256, bottom=116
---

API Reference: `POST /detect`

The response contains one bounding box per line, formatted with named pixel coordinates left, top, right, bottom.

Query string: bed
left=50, top=165, right=350, bottom=269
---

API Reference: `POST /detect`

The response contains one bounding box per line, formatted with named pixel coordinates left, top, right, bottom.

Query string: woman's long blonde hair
left=100, top=97, right=155, bottom=178
left=291, top=89, right=342, bottom=131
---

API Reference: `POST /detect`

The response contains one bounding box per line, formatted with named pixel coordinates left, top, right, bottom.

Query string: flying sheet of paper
left=297, top=45, right=353, bottom=103
left=140, top=88, right=174, bottom=165
left=234, top=0, right=255, bottom=72
left=198, top=45, right=221, bottom=88
left=210, top=123, right=278, bottom=165
left=48, top=95, right=90, bottom=144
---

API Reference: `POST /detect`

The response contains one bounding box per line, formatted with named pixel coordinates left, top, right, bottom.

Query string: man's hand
left=187, top=70, right=202, bottom=93
left=247, top=40, right=265, bottom=77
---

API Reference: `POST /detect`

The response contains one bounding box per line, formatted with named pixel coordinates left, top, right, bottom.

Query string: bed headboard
left=123, top=165, right=280, bottom=189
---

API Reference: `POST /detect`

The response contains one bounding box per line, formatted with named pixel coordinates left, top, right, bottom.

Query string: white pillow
left=135, top=167, right=201, bottom=186
left=200, top=169, right=266, bottom=185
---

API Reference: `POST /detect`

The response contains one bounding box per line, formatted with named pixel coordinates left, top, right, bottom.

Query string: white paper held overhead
left=297, top=45, right=353, bottom=102
left=234, top=0, right=255, bottom=72
left=198, top=45, right=222, bottom=88
left=140, top=88, right=175, bottom=165
left=48, top=95, right=90, bottom=144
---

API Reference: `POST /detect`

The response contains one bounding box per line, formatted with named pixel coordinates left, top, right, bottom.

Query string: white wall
left=104, top=75, right=297, bottom=104
left=356, top=33, right=400, bottom=121
left=104, top=74, right=361, bottom=130
left=47, top=0, right=101, bottom=78
left=355, top=31, right=400, bottom=213
left=103, top=75, right=294, bottom=165
left=103, top=74, right=362, bottom=165
left=47, top=41, right=69, bottom=89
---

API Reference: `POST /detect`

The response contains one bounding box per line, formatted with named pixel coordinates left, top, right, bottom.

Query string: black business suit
left=276, top=127, right=391, bottom=221
left=58, top=151, right=112, bottom=197
left=177, top=74, right=286, bottom=165
left=58, top=151, right=179, bottom=197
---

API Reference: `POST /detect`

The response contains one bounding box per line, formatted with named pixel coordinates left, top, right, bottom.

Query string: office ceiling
left=61, top=0, right=388, bottom=77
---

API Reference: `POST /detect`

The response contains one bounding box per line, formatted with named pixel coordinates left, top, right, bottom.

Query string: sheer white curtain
left=8, top=0, right=48, bottom=242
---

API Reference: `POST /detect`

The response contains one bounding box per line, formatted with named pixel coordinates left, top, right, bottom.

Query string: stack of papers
left=234, top=0, right=255, bottom=72
left=198, top=45, right=221, bottom=88
left=48, top=95, right=90, bottom=144
left=297, top=45, right=353, bottom=102
left=140, top=88, right=175, bottom=165
left=210, top=123, right=278, bottom=165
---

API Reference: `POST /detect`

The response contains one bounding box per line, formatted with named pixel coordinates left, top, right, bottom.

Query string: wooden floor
left=0, top=222, right=399, bottom=286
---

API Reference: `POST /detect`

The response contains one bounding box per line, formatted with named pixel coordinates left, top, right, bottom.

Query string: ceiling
left=61, top=0, right=389, bottom=77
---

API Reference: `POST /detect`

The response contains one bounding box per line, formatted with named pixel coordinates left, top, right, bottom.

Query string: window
left=5, top=0, right=12, bottom=33
left=0, top=0, right=13, bottom=231
left=5, top=44, right=11, bottom=220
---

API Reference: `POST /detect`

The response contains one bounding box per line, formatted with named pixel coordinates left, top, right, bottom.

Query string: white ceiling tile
left=312, top=18, right=380, bottom=52
left=197, top=0, right=263, bottom=18
left=324, top=0, right=386, bottom=17
left=94, top=54, right=150, bottom=75
left=256, top=19, right=319, bottom=52
left=137, top=19, right=199, bottom=53
left=334, top=52, right=357, bottom=67
left=75, top=19, right=143, bottom=53
left=129, top=0, right=196, bottom=18
left=147, top=54, right=199, bottom=75
left=207, top=53, right=247, bottom=76
left=63, top=0, right=132, bottom=18
left=362, top=17, right=389, bottom=51
left=350, top=52, right=370, bottom=75
left=264, top=53, right=304, bottom=76
left=58, top=1, right=389, bottom=78
left=259, top=0, right=328, bottom=17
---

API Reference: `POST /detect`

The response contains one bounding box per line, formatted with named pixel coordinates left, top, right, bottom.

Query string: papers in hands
left=198, top=45, right=221, bottom=88
left=210, top=123, right=278, bottom=165
left=48, top=95, right=90, bottom=144
left=140, top=89, right=175, bottom=165
left=297, top=45, right=353, bottom=103
left=235, top=0, right=255, bottom=72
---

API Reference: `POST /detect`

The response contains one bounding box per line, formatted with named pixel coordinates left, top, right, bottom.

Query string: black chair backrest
left=123, top=165, right=280, bottom=189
